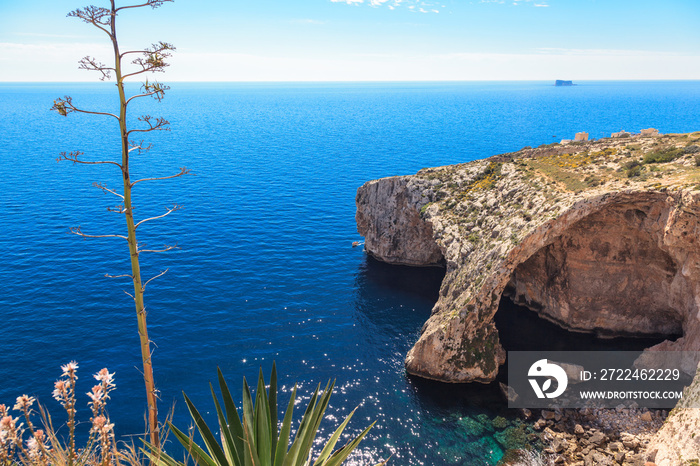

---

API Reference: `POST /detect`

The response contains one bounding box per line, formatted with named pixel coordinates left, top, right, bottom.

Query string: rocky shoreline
left=528, top=407, right=665, bottom=465
left=356, top=131, right=700, bottom=464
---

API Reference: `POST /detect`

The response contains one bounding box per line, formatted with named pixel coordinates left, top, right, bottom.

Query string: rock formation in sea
left=356, top=132, right=700, bottom=464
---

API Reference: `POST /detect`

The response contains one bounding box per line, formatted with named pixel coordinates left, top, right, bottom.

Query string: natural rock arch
left=505, top=195, right=687, bottom=340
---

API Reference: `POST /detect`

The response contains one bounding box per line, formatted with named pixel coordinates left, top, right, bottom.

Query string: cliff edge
left=356, top=131, right=700, bottom=464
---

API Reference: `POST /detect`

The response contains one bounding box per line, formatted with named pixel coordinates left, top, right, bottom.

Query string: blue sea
left=1, top=81, right=700, bottom=465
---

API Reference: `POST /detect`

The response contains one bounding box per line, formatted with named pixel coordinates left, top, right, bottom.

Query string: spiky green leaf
left=321, top=422, right=375, bottom=466
left=273, top=385, right=297, bottom=466
left=313, top=408, right=357, bottom=465
left=218, top=368, right=246, bottom=462
left=183, top=393, right=229, bottom=466
left=211, top=382, right=243, bottom=466
left=168, top=421, right=220, bottom=466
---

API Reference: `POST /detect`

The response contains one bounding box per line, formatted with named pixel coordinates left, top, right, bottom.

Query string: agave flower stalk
left=51, top=0, right=186, bottom=449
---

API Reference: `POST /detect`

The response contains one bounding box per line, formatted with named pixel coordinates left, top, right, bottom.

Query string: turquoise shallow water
left=1, top=81, right=699, bottom=465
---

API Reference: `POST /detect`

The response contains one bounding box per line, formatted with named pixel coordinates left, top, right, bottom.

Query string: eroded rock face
left=355, top=176, right=444, bottom=267
left=356, top=132, right=700, bottom=460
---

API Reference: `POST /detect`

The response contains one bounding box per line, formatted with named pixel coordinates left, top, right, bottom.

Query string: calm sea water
left=1, top=81, right=699, bottom=465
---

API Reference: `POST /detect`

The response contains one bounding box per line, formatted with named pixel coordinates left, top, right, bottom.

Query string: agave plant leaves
left=146, top=363, right=384, bottom=466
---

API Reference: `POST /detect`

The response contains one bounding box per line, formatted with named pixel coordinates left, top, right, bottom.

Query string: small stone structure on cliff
left=356, top=131, right=700, bottom=465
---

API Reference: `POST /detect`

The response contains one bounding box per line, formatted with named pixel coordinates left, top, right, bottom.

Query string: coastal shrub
left=537, top=148, right=617, bottom=171
left=695, top=155, right=700, bottom=167
left=471, top=163, right=503, bottom=192
left=456, top=162, right=503, bottom=200
left=627, top=166, right=642, bottom=178
left=684, top=144, right=700, bottom=155
left=623, top=160, right=643, bottom=178
left=149, top=363, right=383, bottom=466
left=591, top=147, right=618, bottom=158
left=642, top=147, right=683, bottom=164
left=584, top=175, right=601, bottom=187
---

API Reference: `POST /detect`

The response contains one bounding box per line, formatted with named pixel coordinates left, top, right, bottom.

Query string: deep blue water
left=1, top=81, right=700, bottom=465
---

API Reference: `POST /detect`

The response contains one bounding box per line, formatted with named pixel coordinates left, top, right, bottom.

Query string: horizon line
left=3, top=78, right=700, bottom=84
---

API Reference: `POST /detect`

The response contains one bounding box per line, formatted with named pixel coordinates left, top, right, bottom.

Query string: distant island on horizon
left=555, top=80, right=574, bottom=86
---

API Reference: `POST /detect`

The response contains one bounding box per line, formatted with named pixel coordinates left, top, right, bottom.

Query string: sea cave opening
left=494, top=295, right=680, bottom=354
left=493, top=199, right=688, bottom=378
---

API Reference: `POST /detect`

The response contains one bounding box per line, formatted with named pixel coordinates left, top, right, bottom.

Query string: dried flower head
left=26, top=436, right=39, bottom=459
left=0, top=416, right=13, bottom=430
left=88, top=385, right=104, bottom=403
left=13, top=395, right=35, bottom=412
left=52, top=380, right=68, bottom=404
left=87, top=385, right=105, bottom=416
left=91, top=415, right=114, bottom=434
left=61, top=361, right=79, bottom=378
left=94, top=368, right=115, bottom=387
left=0, top=415, right=19, bottom=442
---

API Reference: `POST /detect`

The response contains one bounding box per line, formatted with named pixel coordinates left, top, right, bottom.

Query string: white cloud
left=482, top=0, right=549, bottom=6
left=330, top=0, right=441, bottom=13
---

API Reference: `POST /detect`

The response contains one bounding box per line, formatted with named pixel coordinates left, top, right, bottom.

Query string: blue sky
left=1, top=0, right=699, bottom=81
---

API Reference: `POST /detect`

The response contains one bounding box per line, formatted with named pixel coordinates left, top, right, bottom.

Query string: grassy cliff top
left=418, top=131, right=700, bottom=200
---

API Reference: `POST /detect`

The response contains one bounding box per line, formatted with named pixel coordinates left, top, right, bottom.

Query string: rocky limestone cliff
left=356, top=131, right=700, bottom=463
left=355, top=176, right=444, bottom=266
